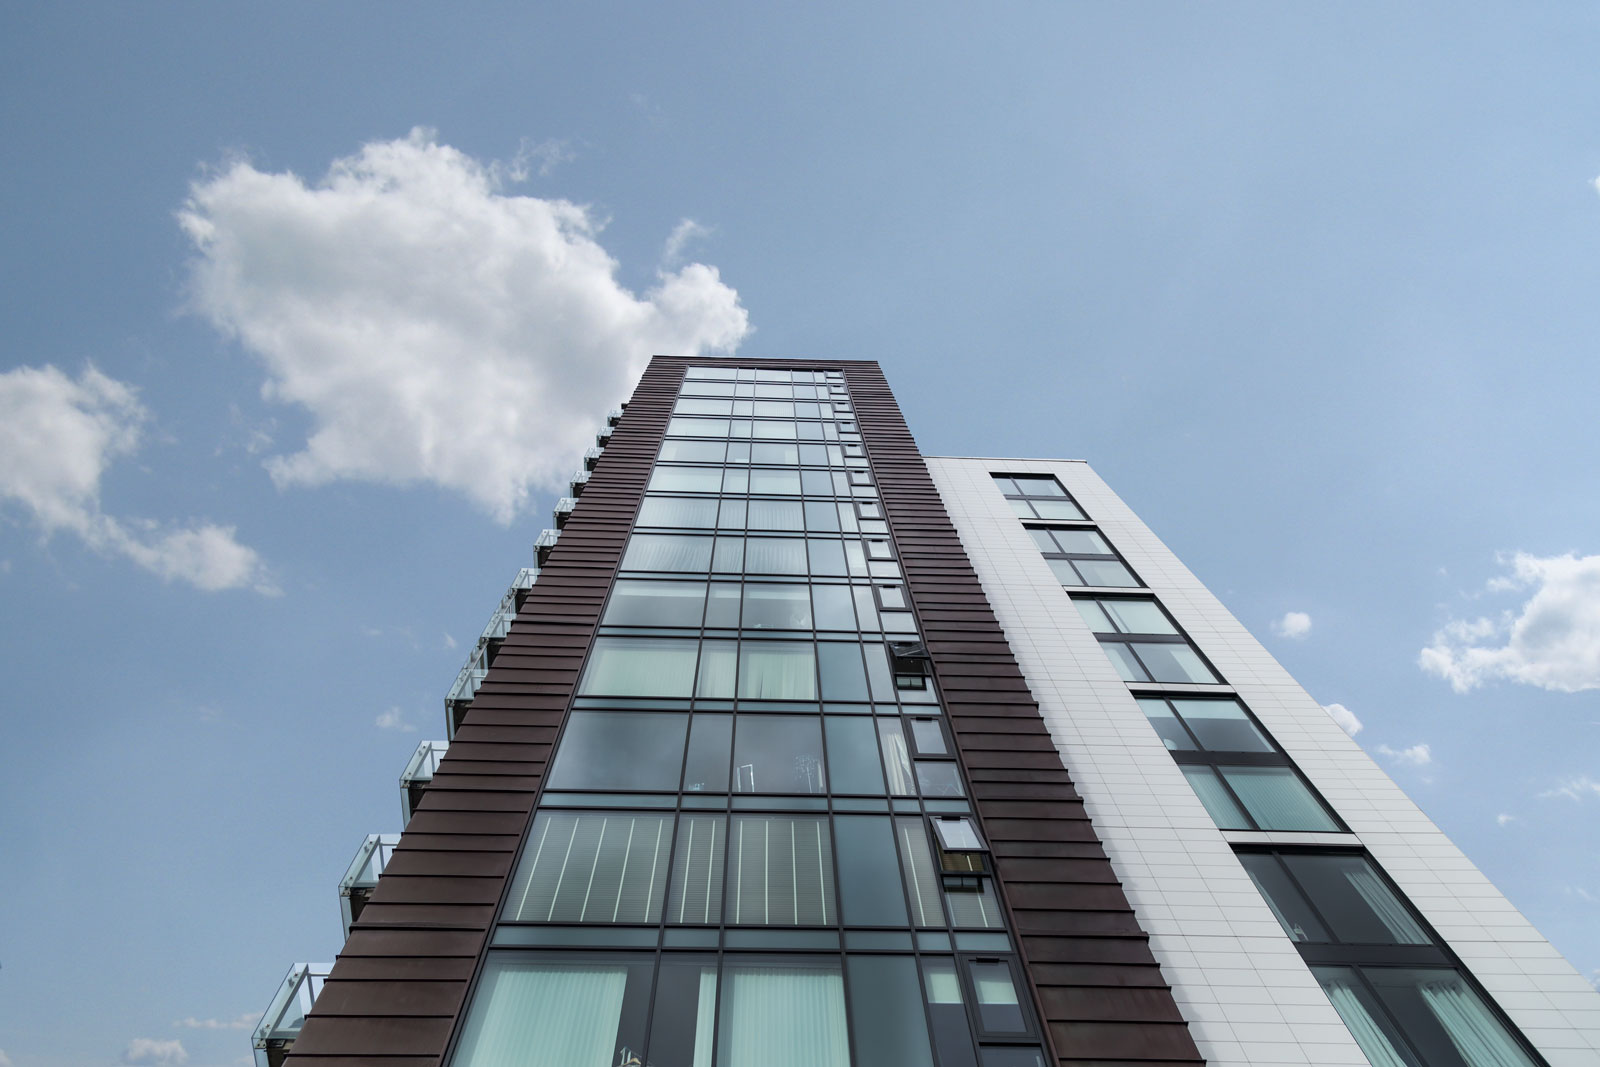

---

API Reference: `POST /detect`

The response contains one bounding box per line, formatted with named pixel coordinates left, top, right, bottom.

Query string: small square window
left=867, top=539, right=894, bottom=560
left=876, top=585, right=907, bottom=610
left=849, top=470, right=873, bottom=486
left=856, top=501, right=882, bottom=519
left=933, top=816, right=985, bottom=852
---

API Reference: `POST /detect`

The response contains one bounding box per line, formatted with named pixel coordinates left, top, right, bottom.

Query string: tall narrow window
left=717, top=957, right=849, bottom=1067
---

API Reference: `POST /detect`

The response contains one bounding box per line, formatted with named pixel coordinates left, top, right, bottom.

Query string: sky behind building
left=2, top=5, right=1599, bottom=1066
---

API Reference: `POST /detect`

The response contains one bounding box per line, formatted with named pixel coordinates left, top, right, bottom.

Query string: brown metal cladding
left=286, top=356, right=685, bottom=1064
left=289, top=354, right=1198, bottom=1067
left=840, top=361, right=1203, bottom=1067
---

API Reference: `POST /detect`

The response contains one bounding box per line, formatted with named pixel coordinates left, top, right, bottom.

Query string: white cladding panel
left=925, top=456, right=1600, bottom=1067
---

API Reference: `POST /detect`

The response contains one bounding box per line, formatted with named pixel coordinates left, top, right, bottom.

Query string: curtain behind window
left=454, top=960, right=626, bottom=1067
left=716, top=961, right=849, bottom=1067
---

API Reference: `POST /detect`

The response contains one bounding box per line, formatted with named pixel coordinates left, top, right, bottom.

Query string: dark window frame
left=1025, top=523, right=1143, bottom=588
left=1072, top=595, right=1226, bottom=685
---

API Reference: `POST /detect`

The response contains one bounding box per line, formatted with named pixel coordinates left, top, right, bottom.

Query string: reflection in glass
left=1131, top=642, right=1217, bottom=684
left=1180, top=765, right=1251, bottom=829
left=846, top=955, right=936, bottom=1067
left=878, top=719, right=915, bottom=796
left=547, top=711, right=688, bottom=792
left=638, top=495, right=719, bottom=529
left=1220, top=766, right=1338, bottom=831
left=818, top=643, right=869, bottom=701
left=602, top=580, right=706, bottom=627
left=734, top=716, right=825, bottom=794
left=748, top=499, right=803, bottom=530
left=825, top=717, right=884, bottom=793
left=578, top=639, right=699, bottom=697
left=745, top=538, right=807, bottom=574
left=812, top=585, right=857, bottom=630
left=738, top=641, right=817, bottom=700
left=1101, top=600, right=1175, bottom=634
left=836, top=816, right=909, bottom=926
left=970, top=960, right=1027, bottom=1033
left=1076, top=560, right=1137, bottom=587
left=1136, top=698, right=1197, bottom=751
left=622, top=534, right=713, bottom=572
left=743, top=585, right=812, bottom=629
left=896, top=818, right=946, bottom=927
left=1312, top=966, right=1418, bottom=1067
left=1283, top=854, right=1430, bottom=944
left=453, top=955, right=649, bottom=1067
left=648, top=956, right=719, bottom=1067
left=1170, top=699, right=1271, bottom=751
left=504, top=812, right=672, bottom=922
left=1237, top=852, right=1328, bottom=943
left=915, top=762, right=964, bottom=797
left=682, top=714, right=732, bottom=792
left=649, top=466, right=724, bottom=493
left=1365, top=968, right=1536, bottom=1067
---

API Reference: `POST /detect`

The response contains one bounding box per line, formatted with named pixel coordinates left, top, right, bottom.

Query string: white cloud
left=1272, top=611, right=1312, bottom=639
left=504, top=137, right=574, bottom=181
left=663, top=219, right=711, bottom=266
left=442, top=632, right=458, bottom=650
left=1322, top=702, right=1363, bottom=736
left=179, top=128, right=751, bottom=523
left=376, top=706, right=418, bottom=732
left=1377, top=742, right=1432, bottom=767
left=1496, top=813, right=1515, bottom=826
left=122, top=1038, right=188, bottom=1066
left=173, top=1014, right=256, bottom=1031
left=1540, top=775, right=1600, bottom=802
left=0, top=365, right=273, bottom=593
left=1420, top=553, right=1600, bottom=692
left=0, top=1048, right=12, bottom=1067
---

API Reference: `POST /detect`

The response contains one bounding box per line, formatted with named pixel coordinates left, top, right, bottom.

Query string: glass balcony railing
left=338, top=834, right=400, bottom=936
left=534, top=528, right=560, bottom=566
left=252, top=963, right=331, bottom=1067
left=554, top=497, right=576, bottom=528
left=596, top=424, right=613, bottom=445
left=569, top=469, right=590, bottom=495
left=606, top=407, right=623, bottom=426
left=583, top=446, right=604, bottom=470
left=399, top=740, right=449, bottom=824
left=445, top=567, right=539, bottom=736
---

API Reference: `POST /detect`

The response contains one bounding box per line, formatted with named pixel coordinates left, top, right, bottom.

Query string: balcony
left=569, top=468, right=591, bottom=496
left=596, top=425, right=613, bottom=445
left=606, top=406, right=624, bottom=426
left=534, top=528, right=559, bottom=566
left=553, top=497, right=576, bottom=528
left=583, top=446, right=604, bottom=471
left=445, top=567, right=539, bottom=736
left=338, top=834, right=400, bottom=936
left=399, top=740, right=449, bottom=824
left=252, top=963, right=331, bottom=1067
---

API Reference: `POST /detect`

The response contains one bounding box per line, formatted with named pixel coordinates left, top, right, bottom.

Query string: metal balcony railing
left=583, top=446, right=604, bottom=471
left=399, top=740, right=449, bottom=824
left=252, top=963, right=331, bottom=1067
left=338, top=834, right=400, bottom=936
left=569, top=469, right=591, bottom=496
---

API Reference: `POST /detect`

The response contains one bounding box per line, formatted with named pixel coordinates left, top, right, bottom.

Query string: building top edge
left=925, top=455, right=1090, bottom=464
left=648, top=354, right=883, bottom=368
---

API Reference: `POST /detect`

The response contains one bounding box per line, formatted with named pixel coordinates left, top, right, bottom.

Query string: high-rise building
left=255, top=357, right=1600, bottom=1067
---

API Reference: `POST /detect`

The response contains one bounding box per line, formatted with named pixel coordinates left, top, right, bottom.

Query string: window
left=727, top=815, right=836, bottom=925
left=1074, top=597, right=1220, bottom=684
left=1238, top=851, right=1430, bottom=946
left=577, top=638, right=699, bottom=697
left=601, top=580, right=707, bottom=627
left=545, top=711, right=688, bottom=790
left=718, top=957, right=849, bottom=1067
left=734, top=715, right=825, bottom=793
left=451, top=953, right=655, bottom=1067
left=503, top=812, right=673, bottom=922
left=1026, top=525, right=1139, bottom=587
left=991, top=473, right=1086, bottom=520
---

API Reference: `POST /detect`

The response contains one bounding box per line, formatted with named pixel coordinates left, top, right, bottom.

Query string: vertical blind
left=453, top=959, right=626, bottom=1067
left=505, top=812, right=672, bottom=923
left=727, top=815, right=835, bottom=925
left=716, top=961, right=850, bottom=1067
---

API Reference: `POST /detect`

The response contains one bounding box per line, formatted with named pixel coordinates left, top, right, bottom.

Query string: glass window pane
left=717, top=498, right=747, bottom=529
left=897, top=819, right=947, bottom=927
left=846, top=955, right=936, bottom=1067
left=667, top=417, right=730, bottom=437
left=667, top=817, right=726, bottom=925
left=1026, top=528, right=1058, bottom=552
left=753, top=400, right=793, bottom=417
left=915, top=762, right=964, bottom=797
left=622, top=534, right=713, bottom=572
left=1237, top=853, right=1328, bottom=943
left=737, top=641, right=817, bottom=700
left=818, top=643, right=870, bottom=701
left=745, top=537, right=808, bottom=575
left=750, top=468, right=801, bottom=494
left=969, top=960, right=1028, bottom=1033
left=453, top=955, right=648, bottom=1067
left=826, top=716, right=884, bottom=793
left=1075, top=560, right=1138, bottom=587
left=650, top=466, right=724, bottom=493
left=637, top=495, right=718, bottom=529
left=734, top=715, right=825, bottom=793
left=1181, top=765, right=1252, bottom=829
left=853, top=586, right=881, bottom=631
left=660, top=438, right=726, bottom=463
left=1171, top=699, right=1272, bottom=752
left=837, top=500, right=859, bottom=532
left=808, top=538, right=848, bottom=576
left=835, top=816, right=909, bottom=926
left=1132, top=642, right=1218, bottom=683
left=1136, top=698, right=1196, bottom=751
left=504, top=811, right=672, bottom=922
left=1366, top=968, right=1536, bottom=1067
left=697, top=640, right=737, bottom=698
left=1221, top=766, right=1339, bottom=831
left=743, top=584, right=812, bottom=629
left=812, top=585, right=858, bottom=630
left=990, top=476, right=1019, bottom=495
left=748, top=498, right=803, bottom=530
left=547, top=711, right=688, bottom=790
left=712, top=536, right=745, bottom=573
left=647, top=956, right=720, bottom=1066
left=722, top=467, right=749, bottom=494
left=1074, top=600, right=1115, bottom=633
left=910, top=717, right=948, bottom=755
left=932, top=817, right=984, bottom=851
left=602, top=580, right=706, bottom=627
left=1312, top=966, right=1422, bottom=1067
left=804, top=500, right=840, bottom=532
left=726, top=817, right=836, bottom=926
left=683, top=714, right=732, bottom=793
left=980, top=1050, right=1048, bottom=1067
left=716, top=956, right=848, bottom=1066
left=1052, top=529, right=1110, bottom=554
left=800, top=468, right=834, bottom=495
left=578, top=638, right=699, bottom=697
left=844, top=540, right=868, bottom=576
left=878, top=719, right=916, bottom=796
left=753, top=420, right=797, bottom=440
left=726, top=441, right=750, bottom=463
left=1102, top=600, right=1176, bottom=634
left=1046, top=558, right=1083, bottom=585
left=1283, top=855, right=1431, bottom=944
left=706, top=583, right=741, bottom=627
left=864, top=643, right=897, bottom=700
left=1012, top=474, right=1066, bottom=497
left=878, top=585, right=907, bottom=609
left=1101, top=642, right=1150, bottom=681
left=1007, top=499, right=1035, bottom=518
left=943, top=875, right=1006, bottom=930
left=752, top=442, right=799, bottom=464
left=676, top=397, right=733, bottom=415
left=1030, top=499, right=1085, bottom=519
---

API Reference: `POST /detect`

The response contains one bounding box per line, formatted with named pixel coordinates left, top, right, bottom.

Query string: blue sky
left=3, top=4, right=1600, bottom=1065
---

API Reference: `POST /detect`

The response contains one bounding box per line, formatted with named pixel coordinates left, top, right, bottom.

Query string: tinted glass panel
left=726, top=817, right=836, bottom=926
left=1283, top=854, right=1430, bottom=944
left=1102, top=600, right=1176, bottom=634
left=916, top=762, right=964, bottom=797
left=836, top=816, right=909, bottom=926
left=547, top=712, right=688, bottom=791
left=896, top=818, right=946, bottom=926
left=1312, top=966, right=1423, bottom=1067
left=910, top=718, right=948, bottom=755
left=1030, top=499, right=1084, bottom=519
left=637, top=496, right=719, bottom=528
left=817, top=643, right=869, bottom=701
left=1236, top=852, right=1328, bottom=943
left=969, top=960, right=1027, bottom=1033
left=748, top=498, right=803, bottom=530
left=878, top=719, right=915, bottom=796
left=697, top=640, right=737, bottom=698
left=1221, top=766, right=1338, bottom=831
left=579, top=638, right=698, bottom=697
left=1052, top=529, right=1110, bottom=553
left=682, top=714, right=732, bottom=793
left=667, top=815, right=726, bottom=925
left=1172, top=699, right=1272, bottom=751
left=812, top=585, right=857, bottom=630
left=738, top=641, right=817, bottom=699
left=743, top=584, right=812, bottom=629
left=1046, top=558, right=1083, bottom=586
left=647, top=956, right=719, bottom=1065
left=602, top=580, right=706, bottom=627
left=452, top=954, right=653, bottom=1067
left=622, top=534, right=713, bottom=572
left=1132, top=642, right=1218, bottom=683
left=846, top=955, right=936, bottom=1067
left=1076, top=560, right=1138, bottom=587
left=650, top=466, right=724, bottom=493
left=826, top=716, right=885, bottom=794
left=1101, top=642, right=1148, bottom=681
left=716, top=956, right=848, bottom=1067
left=745, top=538, right=807, bottom=574
left=1181, top=765, right=1251, bottom=829
left=504, top=812, right=672, bottom=922
left=1136, top=698, right=1197, bottom=751
left=1366, top=968, right=1536, bottom=1067
left=734, top=716, right=825, bottom=794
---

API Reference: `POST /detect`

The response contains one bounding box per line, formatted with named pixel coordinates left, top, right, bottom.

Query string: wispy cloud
left=173, top=1014, right=256, bottom=1031
left=1540, top=775, right=1600, bottom=802
left=180, top=128, right=750, bottom=523
left=0, top=365, right=273, bottom=593
left=1272, top=611, right=1312, bottom=639
left=663, top=219, right=711, bottom=267
left=1377, top=742, right=1432, bottom=767
left=122, top=1038, right=188, bottom=1066
left=503, top=137, right=574, bottom=181
left=1496, top=813, right=1516, bottom=826
left=376, top=706, right=418, bottom=732
left=1322, top=702, right=1363, bottom=736
left=1421, top=552, right=1600, bottom=692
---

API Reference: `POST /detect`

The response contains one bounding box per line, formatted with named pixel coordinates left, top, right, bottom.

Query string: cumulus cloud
left=1272, top=611, right=1312, bottom=639
left=1322, top=702, right=1363, bottom=736
left=376, top=706, right=417, bottom=732
left=173, top=1014, right=255, bottom=1031
left=1420, top=552, right=1600, bottom=692
left=1377, top=742, right=1432, bottom=767
left=122, top=1038, right=188, bottom=1066
left=0, top=365, right=273, bottom=592
left=179, top=128, right=751, bottom=523
left=1541, top=776, right=1600, bottom=802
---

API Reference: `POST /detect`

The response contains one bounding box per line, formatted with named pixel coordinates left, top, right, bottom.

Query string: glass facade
left=451, top=367, right=1046, bottom=1067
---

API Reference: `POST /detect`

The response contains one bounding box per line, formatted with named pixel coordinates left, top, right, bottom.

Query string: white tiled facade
left=926, top=456, right=1600, bottom=1067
